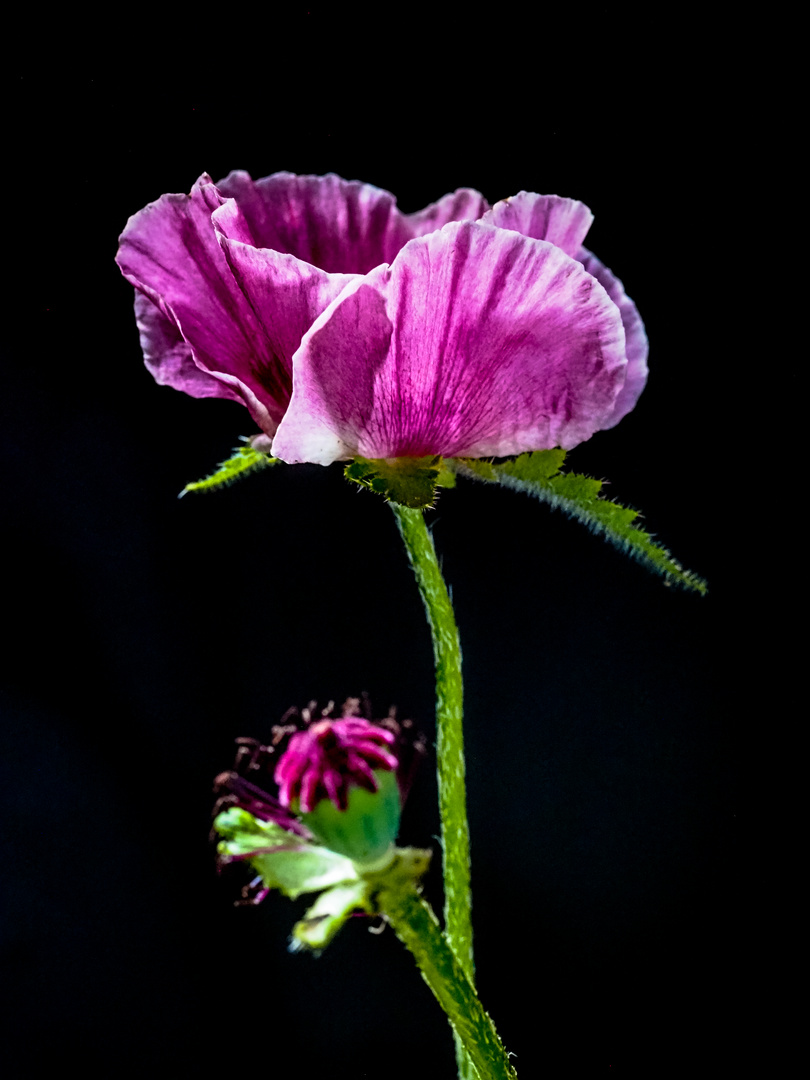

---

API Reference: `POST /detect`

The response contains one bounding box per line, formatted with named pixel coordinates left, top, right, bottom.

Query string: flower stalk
left=372, top=870, right=516, bottom=1080
left=391, top=503, right=475, bottom=1077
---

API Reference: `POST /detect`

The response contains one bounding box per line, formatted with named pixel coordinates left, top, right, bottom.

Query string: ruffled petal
left=481, top=191, right=594, bottom=257
left=273, top=221, right=628, bottom=464
left=116, top=175, right=292, bottom=433
left=211, top=199, right=357, bottom=381
left=133, top=292, right=243, bottom=403
left=270, top=273, right=392, bottom=464
left=386, top=187, right=490, bottom=257
left=216, top=170, right=400, bottom=274
left=577, top=247, right=648, bottom=426
left=216, top=169, right=489, bottom=270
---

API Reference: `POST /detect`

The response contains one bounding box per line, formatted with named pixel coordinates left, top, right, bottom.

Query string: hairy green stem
left=391, top=504, right=474, bottom=1078
left=376, top=883, right=516, bottom=1080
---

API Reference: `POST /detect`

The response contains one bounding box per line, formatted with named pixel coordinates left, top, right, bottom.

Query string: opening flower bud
left=274, top=718, right=401, bottom=866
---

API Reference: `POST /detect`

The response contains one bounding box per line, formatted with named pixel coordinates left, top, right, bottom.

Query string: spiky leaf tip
left=180, top=440, right=280, bottom=497
left=452, top=451, right=707, bottom=595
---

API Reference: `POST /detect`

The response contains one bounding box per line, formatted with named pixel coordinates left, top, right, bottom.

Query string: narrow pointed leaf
left=180, top=440, right=279, bottom=496
left=454, top=451, right=707, bottom=594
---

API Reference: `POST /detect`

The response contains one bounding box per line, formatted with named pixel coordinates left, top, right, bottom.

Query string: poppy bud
left=274, top=717, right=401, bottom=867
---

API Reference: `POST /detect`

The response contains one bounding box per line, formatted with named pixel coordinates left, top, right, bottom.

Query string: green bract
left=215, top=807, right=356, bottom=898
left=214, top=806, right=431, bottom=951
left=454, top=451, right=707, bottom=594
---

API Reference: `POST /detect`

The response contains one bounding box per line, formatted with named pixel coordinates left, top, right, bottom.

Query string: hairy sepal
left=454, top=451, right=706, bottom=594
left=344, top=456, right=445, bottom=508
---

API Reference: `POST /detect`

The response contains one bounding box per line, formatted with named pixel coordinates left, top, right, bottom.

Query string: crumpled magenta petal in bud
left=274, top=718, right=398, bottom=813
left=273, top=717, right=401, bottom=866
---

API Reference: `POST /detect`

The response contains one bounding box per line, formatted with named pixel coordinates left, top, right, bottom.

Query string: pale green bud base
left=215, top=806, right=515, bottom=1075
left=297, top=768, right=401, bottom=864
left=290, top=846, right=431, bottom=952
left=351, top=845, right=397, bottom=874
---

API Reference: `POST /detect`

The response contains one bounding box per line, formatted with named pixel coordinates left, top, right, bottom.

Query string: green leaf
left=460, top=458, right=498, bottom=482
left=291, top=880, right=373, bottom=951
left=213, top=807, right=359, bottom=900
left=250, top=847, right=359, bottom=900
left=499, top=447, right=567, bottom=483
left=214, top=806, right=296, bottom=852
left=452, top=451, right=707, bottom=595
left=290, top=846, right=433, bottom=952
left=344, top=456, right=443, bottom=508
left=179, top=440, right=279, bottom=497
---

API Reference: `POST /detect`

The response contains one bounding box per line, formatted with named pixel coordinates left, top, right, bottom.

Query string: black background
left=3, top=12, right=743, bottom=1078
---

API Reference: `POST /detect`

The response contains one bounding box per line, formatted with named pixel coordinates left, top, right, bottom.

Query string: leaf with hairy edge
left=453, top=451, right=707, bottom=595
left=179, top=440, right=279, bottom=497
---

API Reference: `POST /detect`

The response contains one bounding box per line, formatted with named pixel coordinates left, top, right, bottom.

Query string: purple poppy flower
left=116, top=172, right=647, bottom=462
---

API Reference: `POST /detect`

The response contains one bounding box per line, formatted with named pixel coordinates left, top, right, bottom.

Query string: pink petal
left=216, top=169, right=489, bottom=270
left=270, top=273, right=392, bottom=464
left=351, top=741, right=399, bottom=771
left=133, top=292, right=244, bottom=403
left=386, top=187, right=490, bottom=255
left=339, top=718, right=395, bottom=744
left=299, top=770, right=322, bottom=814
left=211, top=199, right=356, bottom=380
left=577, top=247, right=648, bottom=426
left=273, top=222, right=628, bottom=464
left=345, top=754, right=379, bottom=790
left=322, top=768, right=344, bottom=810
left=116, top=174, right=292, bottom=433
left=215, top=170, right=400, bottom=274
left=481, top=191, right=594, bottom=257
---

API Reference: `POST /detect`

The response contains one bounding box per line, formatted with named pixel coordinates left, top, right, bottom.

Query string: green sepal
left=361, top=846, right=434, bottom=893
left=435, top=461, right=457, bottom=488
left=298, top=768, right=402, bottom=864
left=344, top=456, right=443, bottom=508
left=215, top=804, right=434, bottom=951
left=291, top=879, right=373, bottom=951
left=291, top=846, right=432, bottom=951
left=214, top=807, right=358, bottom=900
left=179, top=439, right=279, bottom=497
left=236, top=845, right=358, bottom=900
left=452, top=450, right=707, bottom=595
left=214, top=806, right=297, bottom=853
